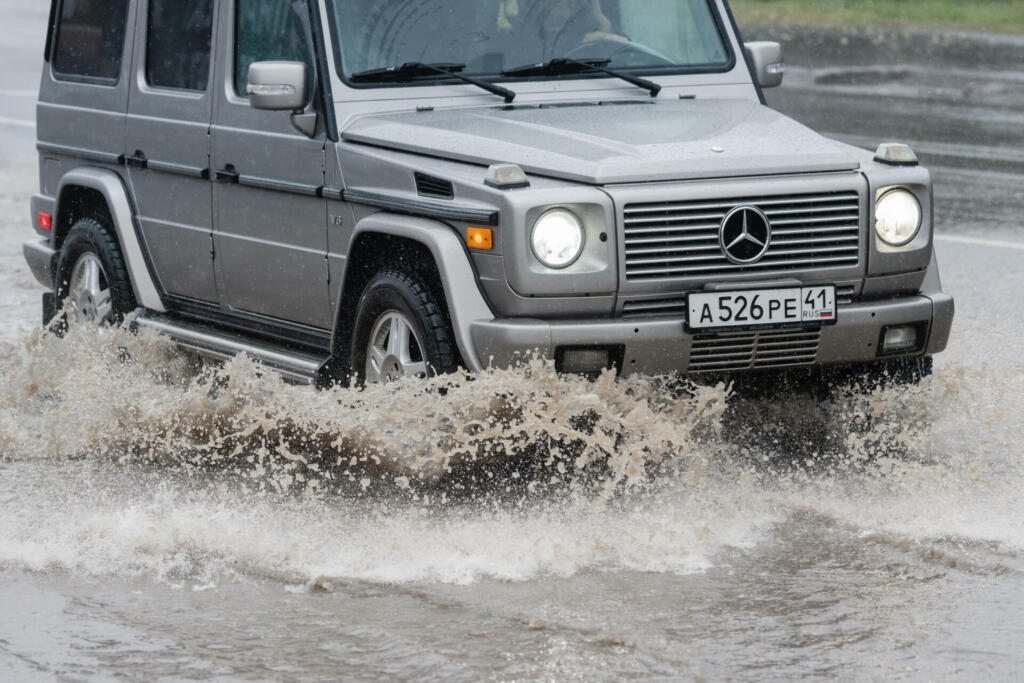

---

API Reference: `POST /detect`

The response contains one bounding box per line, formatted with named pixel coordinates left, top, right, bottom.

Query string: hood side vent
left=415, top=173, right=454, bottom=200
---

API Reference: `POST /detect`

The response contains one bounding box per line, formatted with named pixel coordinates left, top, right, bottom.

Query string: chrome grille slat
left=624, top=191, right=862, bottom=281
left=626, top=243, right=722, bottom=256
left=624, top=222, right=722, bottom=235
left=761, top=204, right=859, bottom=217
left=627, top=245, right=859, bottom=268
left=688, top=328, right=822, bottom=373
left=772, top=235, right=859, bottom=246
left=755, top=340, right=822, bottom=350
left=624, top=212, right=730, bottom=226
left=627, top=255, right=858, bottom=277
left=623, top=192, right=859, bottom=215
left=772, top=225, right=860, bottom=235
left=770, top=215, right=859, bottom=227
left=626, top=234, right=721, bottom=246
left=621, top=297, right=689, bottom=320
left=835, top=284, right=856, bottom=306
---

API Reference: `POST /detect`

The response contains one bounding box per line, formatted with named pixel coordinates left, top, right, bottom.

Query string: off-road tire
left=350, top=270, right=460, bottom=384
left=54, top=217, right=136, bottom=327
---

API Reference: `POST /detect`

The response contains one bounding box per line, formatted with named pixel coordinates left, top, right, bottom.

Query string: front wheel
left=350, top=270, right=460, bottom=385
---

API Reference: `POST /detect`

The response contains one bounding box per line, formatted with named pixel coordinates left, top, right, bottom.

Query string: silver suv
left=24, top=0, right=954, bottom=387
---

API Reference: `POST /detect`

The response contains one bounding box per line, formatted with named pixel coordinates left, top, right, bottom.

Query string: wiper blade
left=350, top=62, right=466, bottom=81
left=503, top=57, right=661, bottom=98
left=350, top=62, right=516, bottom=103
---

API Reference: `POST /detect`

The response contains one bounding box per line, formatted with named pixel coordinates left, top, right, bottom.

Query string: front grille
left=688, top=328, right=821, bottom=373
left=623, top=191, right=861, bottom=281
left=622, top=297, right=688, bottom=320
left=836, top=284, right=856, bottom=306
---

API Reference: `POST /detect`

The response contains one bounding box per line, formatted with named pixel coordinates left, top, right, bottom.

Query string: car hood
left=341, top=98, right=861, bottom=185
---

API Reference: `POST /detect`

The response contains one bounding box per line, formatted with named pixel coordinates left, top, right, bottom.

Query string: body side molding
left=347, top=214, right=496, bottom=371
left=38, top=141, right=121, bottom=165
left=56, top=168, right=166, bottom=312
left=344, top=189, right=499, bottom=226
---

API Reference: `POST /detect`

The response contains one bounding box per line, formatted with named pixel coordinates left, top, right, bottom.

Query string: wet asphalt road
left=1, top=4, right=1023, bottom=682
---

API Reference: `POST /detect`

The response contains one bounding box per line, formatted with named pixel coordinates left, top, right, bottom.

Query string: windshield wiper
left=350, top=62, right=516, bottom=103
left=502, top=57, right=661, bottom=98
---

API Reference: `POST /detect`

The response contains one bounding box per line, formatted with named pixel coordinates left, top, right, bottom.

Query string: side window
left=52, top=0, right=131, bottom=82
left=234, top=0, right=314, bottom=98
left=146, top=0, right=215, bottom=91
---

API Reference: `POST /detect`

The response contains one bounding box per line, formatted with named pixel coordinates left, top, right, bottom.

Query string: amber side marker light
left=38, top=212, right=53, bottom=231
left=467, top=227, right=493, bottom=250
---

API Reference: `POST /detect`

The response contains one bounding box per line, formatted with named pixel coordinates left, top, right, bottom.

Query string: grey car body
left=24, top=0, right=953, bottom=386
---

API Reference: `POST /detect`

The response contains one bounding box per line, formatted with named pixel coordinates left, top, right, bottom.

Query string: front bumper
left=470, top=292, right=954, bottom=376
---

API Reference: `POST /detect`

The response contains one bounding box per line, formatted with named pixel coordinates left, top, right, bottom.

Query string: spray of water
left=0, top=322, right=1020, bottom=586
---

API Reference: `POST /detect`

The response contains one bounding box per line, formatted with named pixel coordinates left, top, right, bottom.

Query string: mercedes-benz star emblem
left=720, top=206, right=772, bottom=264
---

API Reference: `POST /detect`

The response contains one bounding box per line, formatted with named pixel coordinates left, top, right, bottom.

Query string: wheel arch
left=333, top=213, right=494, bottom=373
left=54, top=168, right=164, bottom=312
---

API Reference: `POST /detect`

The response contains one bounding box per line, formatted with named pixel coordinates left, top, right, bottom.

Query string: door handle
left=119, top=151, right=148, bottom=168
left=215, top=166, right=240, bottom=184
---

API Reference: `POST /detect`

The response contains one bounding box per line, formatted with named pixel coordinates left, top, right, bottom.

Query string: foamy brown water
left=1, top=322, right=1020, bottom=588
left=1, top=320, right=1022, bottom=679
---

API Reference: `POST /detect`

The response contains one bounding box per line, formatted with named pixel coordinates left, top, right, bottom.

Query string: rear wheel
left=54, top=217, right=136, bottom=327
left=350, top=270, right=459, bottom=384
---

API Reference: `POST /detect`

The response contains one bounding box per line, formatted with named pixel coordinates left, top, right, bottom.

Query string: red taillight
left=38, top=212, right=52, bottom=231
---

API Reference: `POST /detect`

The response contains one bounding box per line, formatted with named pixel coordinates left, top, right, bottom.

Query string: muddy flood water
left=2, top=4, right=1024, bottom=681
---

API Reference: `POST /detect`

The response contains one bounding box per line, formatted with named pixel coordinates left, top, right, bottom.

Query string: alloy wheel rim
left=365, top=310, right=428, bottom=383
left=68, top=252, right=113, bottom=324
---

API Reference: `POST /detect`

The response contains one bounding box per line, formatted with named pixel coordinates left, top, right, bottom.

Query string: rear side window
left=234, top=0, right=314, bottom=97
left=52, top=0, right=130, bottom=82
left=147, top=0, right=215, bottom=91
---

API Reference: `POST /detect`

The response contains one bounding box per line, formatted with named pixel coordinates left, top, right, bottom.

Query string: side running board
left=135, top=314, right=333, bottom=386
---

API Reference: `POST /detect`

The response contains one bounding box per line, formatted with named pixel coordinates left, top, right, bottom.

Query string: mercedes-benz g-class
left=24, top=0, right=954, bottom=386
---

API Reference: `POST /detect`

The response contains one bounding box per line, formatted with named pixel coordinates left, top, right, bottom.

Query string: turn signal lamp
left=874, top=143, right=919, bottom=167
left=485, top=163, right=530, bottom=189
left=466, top=227, right=493, bottom=250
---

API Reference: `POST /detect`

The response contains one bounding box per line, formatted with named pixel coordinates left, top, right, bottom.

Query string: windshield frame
left=324, top=0, right=737, bottom=92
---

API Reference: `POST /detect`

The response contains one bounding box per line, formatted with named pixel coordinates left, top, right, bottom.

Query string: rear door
left=210, top=0, right=331, bottom=329
left=39, top=0, right=133, bottom=196
left=126, top=0, right=218, bottom=302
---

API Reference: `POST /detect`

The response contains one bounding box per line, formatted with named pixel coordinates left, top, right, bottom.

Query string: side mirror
left=246, top=61, right=309, bottom=111
left=744, top=41, right=785, bottom=89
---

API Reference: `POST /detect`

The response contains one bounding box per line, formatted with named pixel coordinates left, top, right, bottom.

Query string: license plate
left=687, top=286, right=837, bottom=331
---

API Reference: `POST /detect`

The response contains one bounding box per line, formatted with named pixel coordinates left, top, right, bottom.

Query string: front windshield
left=330, top=0, right=731, bottom=81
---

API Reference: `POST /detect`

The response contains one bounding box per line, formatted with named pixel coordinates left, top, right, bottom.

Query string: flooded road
left=2, top=5, right=1023, bottom=681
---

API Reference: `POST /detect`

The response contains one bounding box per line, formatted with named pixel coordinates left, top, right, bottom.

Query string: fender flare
left=56, top=168, right=165, bottom=312
left=345, top=214, right=495, bottom=372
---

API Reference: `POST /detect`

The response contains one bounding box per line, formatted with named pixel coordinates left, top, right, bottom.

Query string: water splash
left=0, top=323, right=1020, bottom=586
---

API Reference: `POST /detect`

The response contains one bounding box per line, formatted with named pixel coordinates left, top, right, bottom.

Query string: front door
left=210, top=0, right=331, bottom=329
left=126, top=0, right=217, bottom=302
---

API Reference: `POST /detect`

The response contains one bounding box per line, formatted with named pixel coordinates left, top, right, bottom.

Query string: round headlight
left=875, top=189, right=922, bottom=247
left=531, top=209, right=585, bottom=269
